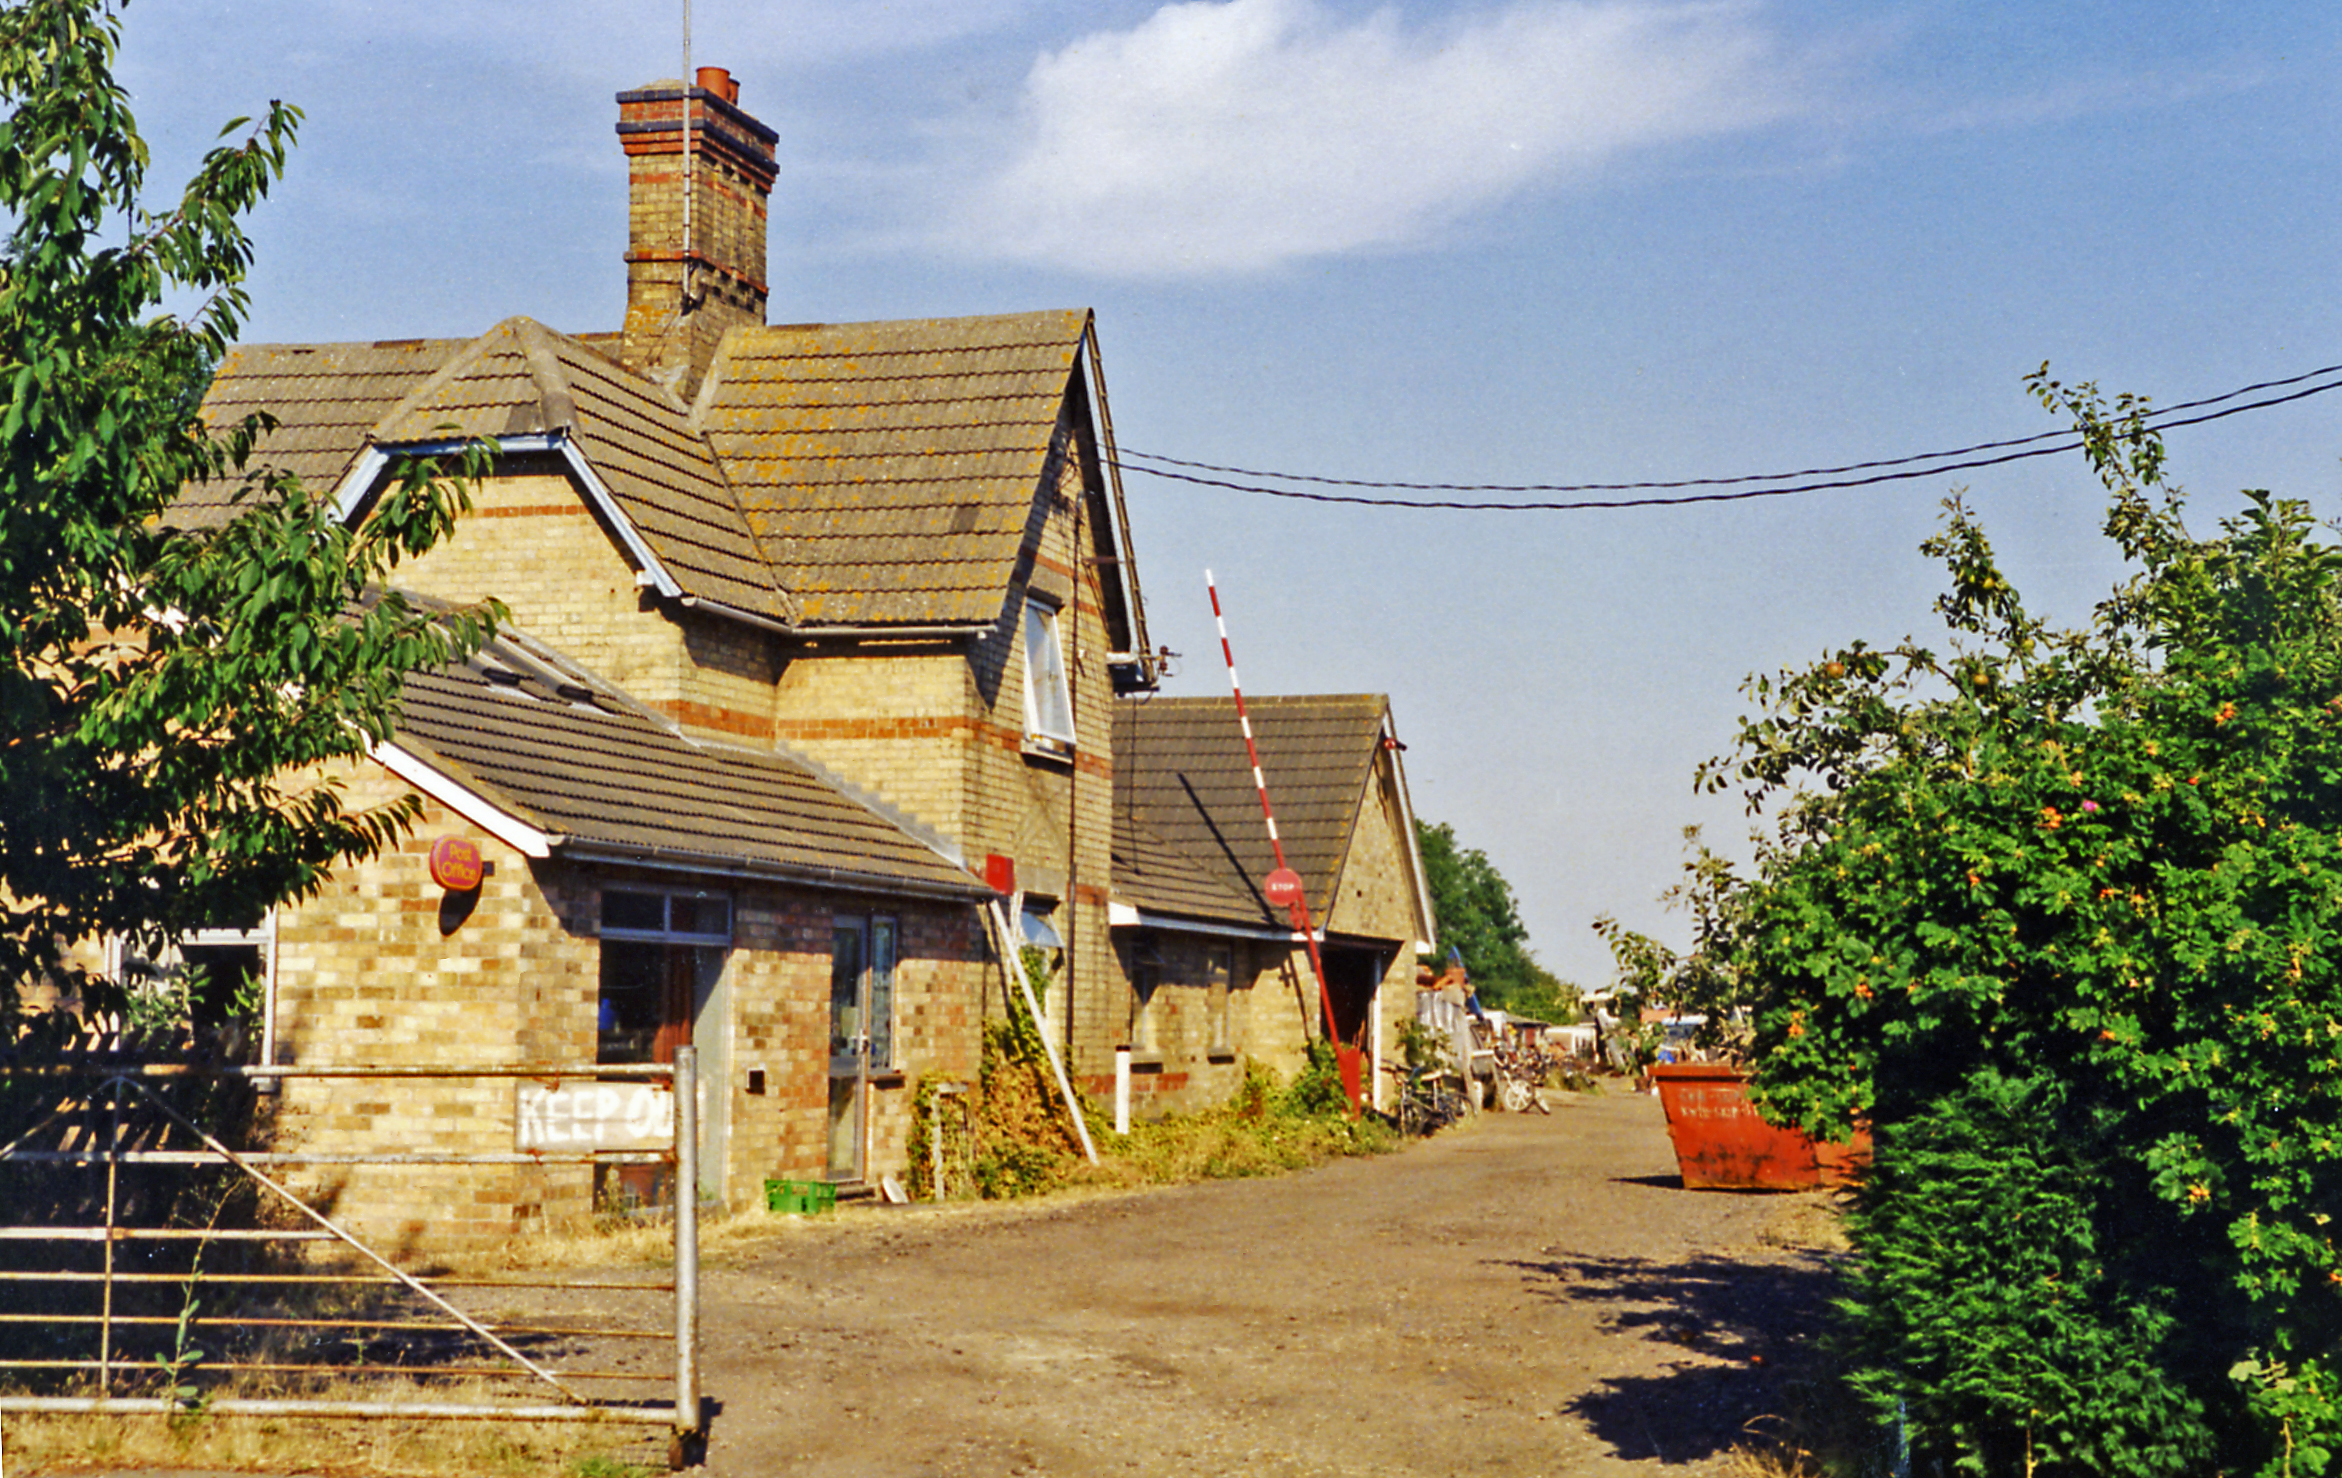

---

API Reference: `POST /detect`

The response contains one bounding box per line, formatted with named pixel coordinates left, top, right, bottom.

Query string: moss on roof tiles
left=1112, top=695, right=1391, bottom=928
left=365, top=319, right=792, bottom=624
left=700, top=309, right=1089, bottom=627
left=176, top=338, right=468, bottom=526
left=396, top=630, right=978, bottom=894
left=188, top=307, right=1097, bottom=630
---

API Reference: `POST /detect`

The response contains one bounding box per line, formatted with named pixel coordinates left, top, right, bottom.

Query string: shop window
left=598, top=888, right=730, bottom=1065
left=1022, top=597, right=1074, bottom=748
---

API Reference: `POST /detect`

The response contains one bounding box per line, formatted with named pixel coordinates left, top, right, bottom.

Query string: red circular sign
left=429, top=835, right=485, bottom=892
left=1263, top=867, right=1305, bottom=908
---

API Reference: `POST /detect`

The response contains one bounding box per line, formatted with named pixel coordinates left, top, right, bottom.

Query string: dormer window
left=1022, top=597, right=1075, bottom=748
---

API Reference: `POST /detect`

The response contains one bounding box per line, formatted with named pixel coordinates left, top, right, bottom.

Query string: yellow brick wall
left=1227, top=947, right=1323, bottom=1091
left=1018, top=418, right=1120, bottom=1082
left=389, top=466, right=689, bottom=700
left=271, top=765, right=601, bottom=1249
left=670, top=610, right=781, bottom=742
left=1083, top=934, right=1274, bottom=1114
left=267, top=760, right=993, bottom=1251
left=719, top=889, right=985, bottom=1199
left=763, top=407, right=1125, bottom=1086
left=769, top=647, right=976, bottom=837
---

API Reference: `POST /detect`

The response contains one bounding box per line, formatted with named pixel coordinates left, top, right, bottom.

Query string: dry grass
left=1714, top=1339, right=1874, bottom=1478
left=1077, top=1096, right=1401, bottom=1186
left=1727, top=1437, right=1831, bottom=1477
left=1, top=1375, right=668, bottom=1477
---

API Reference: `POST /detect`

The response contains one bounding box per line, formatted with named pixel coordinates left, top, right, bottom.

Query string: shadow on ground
left=1503, top=1248, right=1850, bottom=1466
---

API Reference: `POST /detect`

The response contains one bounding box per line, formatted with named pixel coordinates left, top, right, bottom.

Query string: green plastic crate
left=764, top=1178, right=838, bottom=1215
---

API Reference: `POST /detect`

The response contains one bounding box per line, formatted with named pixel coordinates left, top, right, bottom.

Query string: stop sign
left=1263, top=867, right=1305, bottom=908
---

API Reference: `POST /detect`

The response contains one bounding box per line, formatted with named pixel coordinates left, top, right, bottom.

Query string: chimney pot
left=616, top=68, right=775, bottom=400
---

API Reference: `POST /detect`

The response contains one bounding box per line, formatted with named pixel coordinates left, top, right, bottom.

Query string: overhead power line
left=1110, top=361, right=2342, bottom=512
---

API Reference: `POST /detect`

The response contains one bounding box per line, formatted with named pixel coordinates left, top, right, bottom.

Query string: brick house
left=154, top=70, right=1434, bottom=1244
left=1108, top=696, right=1435, bottom=1115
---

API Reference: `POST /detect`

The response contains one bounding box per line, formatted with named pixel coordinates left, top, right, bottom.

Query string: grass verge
left=0, top=1375, right=668, bottom=1477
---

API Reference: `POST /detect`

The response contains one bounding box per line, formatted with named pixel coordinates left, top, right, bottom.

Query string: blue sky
left=117, top=1, right=2342, bottom=986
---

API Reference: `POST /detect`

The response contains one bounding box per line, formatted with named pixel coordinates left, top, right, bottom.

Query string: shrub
left=1277, top=1040, right=1349, bottom=1119
left=1712, top=373, right=2342, bottom=1475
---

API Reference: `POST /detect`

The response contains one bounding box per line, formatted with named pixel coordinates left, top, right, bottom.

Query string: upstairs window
left=1022, top=597, right=1075, bottom=747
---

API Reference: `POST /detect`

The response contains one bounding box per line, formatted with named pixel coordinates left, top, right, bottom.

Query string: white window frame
left=597, top=886, right=732, bottom=1066
left=599, top=887, right=732, bottom=946
left=831, top=912, right=901, bottom=1073
left=1022, top=596, right=1075, bottom=749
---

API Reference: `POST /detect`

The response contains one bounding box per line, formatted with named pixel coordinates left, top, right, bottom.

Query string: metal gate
left=0, top=1047, right=702, bottom=1465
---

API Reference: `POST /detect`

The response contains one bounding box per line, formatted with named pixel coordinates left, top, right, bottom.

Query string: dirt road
left=690, top=1089, right=1845, bottom=1477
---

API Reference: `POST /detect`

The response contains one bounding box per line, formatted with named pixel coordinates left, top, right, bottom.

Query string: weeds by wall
left=910, top=952, right=1396, bottom=1203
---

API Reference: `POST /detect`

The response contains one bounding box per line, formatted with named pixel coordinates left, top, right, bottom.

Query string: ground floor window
left=598, top=888, right=730, bottom=1065
left=1206, top=946, right=1234, bottom=1055
left=112, top=923, right=272, bottom=1053
left=1119, top=936, right=1163, bottom=1053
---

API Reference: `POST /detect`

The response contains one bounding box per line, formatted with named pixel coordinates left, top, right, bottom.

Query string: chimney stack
left=614, top=68, right=776, bottom=401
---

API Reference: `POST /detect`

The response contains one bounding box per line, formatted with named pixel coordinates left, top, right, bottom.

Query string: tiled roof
left=393, top=626, right=981, bottom=898
left=180, top=339, right=466, bottom=526
left=1110, top=810, right=1267, bottom=929
left=186, top=309, right=1100, bottom=630
left=1112, top=695, right=1390, bottom=929
left=696, top=310, right=1091, bottom=627
left=374, top=318, right=790, bottom=623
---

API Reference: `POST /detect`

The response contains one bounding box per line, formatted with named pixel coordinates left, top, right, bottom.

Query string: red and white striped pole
left=1207, top=571, right=1357, bottom=1106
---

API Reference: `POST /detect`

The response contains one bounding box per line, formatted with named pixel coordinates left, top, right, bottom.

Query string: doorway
left=1320, top=947, right=1384, bottom=1052
left=827, top=915, right=898, bottom=1182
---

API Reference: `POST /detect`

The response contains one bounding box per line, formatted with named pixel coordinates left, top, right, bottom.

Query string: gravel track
left=690, top=1089, right=1846, bottom=1477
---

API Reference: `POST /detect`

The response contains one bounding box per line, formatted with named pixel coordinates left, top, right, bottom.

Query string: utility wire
left=1111, top=362, right=2342, bottom=511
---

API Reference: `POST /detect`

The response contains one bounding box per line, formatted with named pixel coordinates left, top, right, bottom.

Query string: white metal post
left=1114, top=1047, right=1132, bottom=1136
left=672, top=1045, right=701, bottom=1445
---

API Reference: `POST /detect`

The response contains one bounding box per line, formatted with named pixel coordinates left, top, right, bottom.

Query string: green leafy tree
left=1710, top=370, right=2342, bottom=1475
left=1592, top=826, right=1754, bottom=1058
left=0, top=0, right=494, bottom=1034
left=1415, top=818, right=1574, bottom=1017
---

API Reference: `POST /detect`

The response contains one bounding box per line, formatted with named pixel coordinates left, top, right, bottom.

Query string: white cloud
left=947, top=0, right=1803, bottom=276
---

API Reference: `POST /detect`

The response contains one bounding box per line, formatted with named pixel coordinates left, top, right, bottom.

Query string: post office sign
left=429, top=835, right=485, bottom=892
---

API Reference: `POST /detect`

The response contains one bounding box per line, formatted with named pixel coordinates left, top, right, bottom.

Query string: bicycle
left=1387, top=1062, right=1469, bottom=1137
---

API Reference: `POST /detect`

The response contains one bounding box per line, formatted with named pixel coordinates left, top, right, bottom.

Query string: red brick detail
left=763, top=714, right=1114, bottom=778
left=477, top=505, right=590, bottom=519
left=772, top=715, right=981, bottom=743
left=618, top=249, right=769, bottom=297
left=1074, top=1072, right=1193, bottom=1096
left=649, top=698, right=771, bottom=738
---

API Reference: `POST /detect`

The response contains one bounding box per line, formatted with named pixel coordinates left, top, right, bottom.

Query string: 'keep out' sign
left=515, top=1080, right=674, bottom=1151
